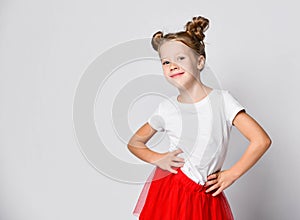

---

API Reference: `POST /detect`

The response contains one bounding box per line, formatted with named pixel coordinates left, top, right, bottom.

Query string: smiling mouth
left=170, top=72, right=185, bottom=78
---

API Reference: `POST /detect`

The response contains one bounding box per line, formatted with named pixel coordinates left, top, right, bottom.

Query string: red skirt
left=133, top=166, right=234, bottom=220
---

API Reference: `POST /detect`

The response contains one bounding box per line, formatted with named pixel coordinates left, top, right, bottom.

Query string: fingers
left=204, top=178, right=218, bottom=187
left=207, top=173, right=218, bottom=180
left=168, top=166, right=179, bottom=174
left=170, top=161, right=184, bottom=168
left=173, top=148, right=185, bottom=161
left=172, top=156, right=185, bottom=163
left=174, top=148, right=183, bottom=155
left=205, top=172, right=221, bottom=196
left=204, top=170, right=236, bottom=196
left=168, top=149, right=185, bottom=174
left=156, top=148, right=186, bottom=174
left=205, top=173, right=218, bottom=187
left=169, top=169, right=178, bottom=174
left=206, top=184, right=223, bottom=197
left=170, top=148, right=185, bottom=164
left=205, top=182, right=219, bottom=194
left=212, top=187, right=223, bottom=197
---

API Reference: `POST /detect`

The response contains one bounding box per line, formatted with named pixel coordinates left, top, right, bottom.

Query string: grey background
left=0, top=0, right=299, bottom=219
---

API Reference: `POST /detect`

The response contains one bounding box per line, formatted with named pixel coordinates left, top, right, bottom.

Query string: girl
left=128, top=16, right=271, bottom=220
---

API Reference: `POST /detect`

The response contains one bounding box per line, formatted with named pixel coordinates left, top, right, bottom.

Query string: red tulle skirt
left=133, top=166, right=234, bottom=220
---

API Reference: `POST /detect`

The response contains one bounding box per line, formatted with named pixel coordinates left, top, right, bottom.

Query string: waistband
left=175, top=167, right=205, bottom=192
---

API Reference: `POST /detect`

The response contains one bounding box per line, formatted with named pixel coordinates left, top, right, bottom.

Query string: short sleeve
left=147, top=103, right=166, bottom=132
left=223, top=90, right=246, bottom=126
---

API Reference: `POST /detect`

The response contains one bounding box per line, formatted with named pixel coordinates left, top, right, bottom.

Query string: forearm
left=229, top=139, right=272, bottom=180
left=127, top=141, right=165, bottom=164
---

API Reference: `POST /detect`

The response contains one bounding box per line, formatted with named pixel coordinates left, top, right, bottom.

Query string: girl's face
left=158, top=40, right=205, bottom=89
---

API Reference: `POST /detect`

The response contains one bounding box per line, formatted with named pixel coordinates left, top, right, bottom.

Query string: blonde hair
left=151, top=16, right=209, bottom=58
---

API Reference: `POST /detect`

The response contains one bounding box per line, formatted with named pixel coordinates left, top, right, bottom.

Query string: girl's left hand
left=204, top=170, right=237, bottom=197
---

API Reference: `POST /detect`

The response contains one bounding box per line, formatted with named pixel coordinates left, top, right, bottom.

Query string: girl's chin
left=167, top=80, right=187, bottom=89
left=169, top=78, right=199, bottom=90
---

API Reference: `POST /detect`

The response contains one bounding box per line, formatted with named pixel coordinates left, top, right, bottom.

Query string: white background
left=1, top=0, right=299, bottom=219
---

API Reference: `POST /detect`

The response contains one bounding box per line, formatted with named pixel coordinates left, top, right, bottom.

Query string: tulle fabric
left=133, top=166, right=234, bottom=220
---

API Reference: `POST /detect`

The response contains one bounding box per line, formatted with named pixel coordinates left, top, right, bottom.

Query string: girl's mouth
left=170, top=72, right=185, bottom=78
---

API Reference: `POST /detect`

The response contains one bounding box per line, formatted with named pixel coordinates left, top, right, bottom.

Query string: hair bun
left=185, top=16, right=209, bottom=42
left=151, top=31, right=164, bottom=51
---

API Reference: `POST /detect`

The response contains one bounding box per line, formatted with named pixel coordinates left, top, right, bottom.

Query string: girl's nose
left=170, top=62, right=179, bottom=71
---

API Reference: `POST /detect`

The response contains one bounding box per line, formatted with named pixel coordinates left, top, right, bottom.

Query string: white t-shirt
left=147, top=89, right=246, bottom=185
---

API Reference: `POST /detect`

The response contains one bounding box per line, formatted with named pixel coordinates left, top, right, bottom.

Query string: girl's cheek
left=162, top=67, right=168, bottom=74
left=162, top=69, right=168, bottom=76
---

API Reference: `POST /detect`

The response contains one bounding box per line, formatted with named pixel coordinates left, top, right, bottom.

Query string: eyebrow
left=160, top=53, right=186, bottom=61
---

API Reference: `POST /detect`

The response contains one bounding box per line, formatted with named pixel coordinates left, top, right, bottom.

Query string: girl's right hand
left=152, top=148, right=185, bottom=174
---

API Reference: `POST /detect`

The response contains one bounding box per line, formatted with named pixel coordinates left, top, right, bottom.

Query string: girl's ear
left=197, top=55, right=206, bottom=71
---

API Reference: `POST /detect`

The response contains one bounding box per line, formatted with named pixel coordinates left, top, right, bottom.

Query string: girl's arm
left=127, top=122, right=163, bottom=163
left=205, top=111, right=272, bottom=196
left=127, top=122, right=185, bottom=174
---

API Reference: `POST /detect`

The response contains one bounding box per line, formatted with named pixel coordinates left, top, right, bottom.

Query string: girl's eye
left=178, top=56, right=185, bottom=60
left=162, top=61, right=170, bottom=65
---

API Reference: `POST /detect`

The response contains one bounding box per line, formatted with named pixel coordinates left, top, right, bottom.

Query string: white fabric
left=147, top=89, right=245, bottom=185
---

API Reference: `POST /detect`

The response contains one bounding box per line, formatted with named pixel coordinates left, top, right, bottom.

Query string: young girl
left=128, top=16, right=271, bottom=220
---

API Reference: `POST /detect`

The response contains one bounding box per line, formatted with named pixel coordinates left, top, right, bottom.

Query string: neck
left=177, top=81, right=212, bottom=104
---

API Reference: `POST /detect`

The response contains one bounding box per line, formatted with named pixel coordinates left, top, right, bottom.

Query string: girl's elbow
left=266, top=137, right=272, bottom=148
left=262, top=137, right=272, bottom=150
left=252, top=136, right=272, bottom=150
left=127, top=142, right=136, bottom=151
